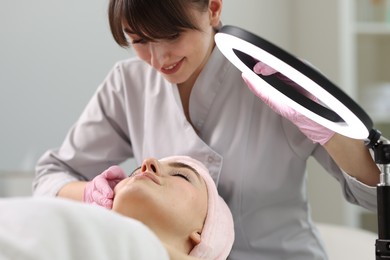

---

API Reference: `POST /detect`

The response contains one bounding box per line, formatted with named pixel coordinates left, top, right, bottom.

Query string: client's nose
left=141, top=158, right=161, bottom=175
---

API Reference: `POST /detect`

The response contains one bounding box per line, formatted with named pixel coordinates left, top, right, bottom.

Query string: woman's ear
left=208, top=0, right=222, bottom=27
left=189, top=231, right=202, bottom=247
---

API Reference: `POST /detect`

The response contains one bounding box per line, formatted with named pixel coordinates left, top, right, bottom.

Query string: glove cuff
left=295, top=114, right=335, bottom=145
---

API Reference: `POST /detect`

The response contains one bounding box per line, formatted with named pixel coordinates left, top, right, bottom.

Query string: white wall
left=0, top=0, right=132, bottom=173
left=222, top=0, right=293, bottom=50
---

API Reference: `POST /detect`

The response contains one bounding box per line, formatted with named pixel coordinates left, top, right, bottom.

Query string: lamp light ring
left=215, top=25, right=373, bottom=139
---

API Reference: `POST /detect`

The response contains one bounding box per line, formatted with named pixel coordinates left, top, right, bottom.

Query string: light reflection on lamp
left=215, top=25, right=372, bottom=140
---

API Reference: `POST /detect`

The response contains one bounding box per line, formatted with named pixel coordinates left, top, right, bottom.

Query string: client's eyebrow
left=168, top=162, right=202, bottom=182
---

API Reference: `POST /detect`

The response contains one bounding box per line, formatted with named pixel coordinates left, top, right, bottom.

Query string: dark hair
left=108, top=0, right=209, bottom=47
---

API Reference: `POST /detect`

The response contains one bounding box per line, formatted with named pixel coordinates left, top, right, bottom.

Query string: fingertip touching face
left=108, top=0, right=222, bottom=86
left=112, top=157, right=208, bottom=254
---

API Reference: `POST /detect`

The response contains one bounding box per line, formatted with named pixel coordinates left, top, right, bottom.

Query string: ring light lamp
left=215, top=25, right=373, bottom=140
left=216, top=26, right=390, bottom=260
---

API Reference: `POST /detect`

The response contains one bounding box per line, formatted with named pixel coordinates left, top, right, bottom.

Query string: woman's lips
left=160, top=58, right=184, bottom=75
left=133, top=172, right=161, bottom=185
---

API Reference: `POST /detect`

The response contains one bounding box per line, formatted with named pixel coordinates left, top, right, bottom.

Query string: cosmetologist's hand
left=83, top=165, right=126, bottom=209
left=242, top=61, right=335, bottom=145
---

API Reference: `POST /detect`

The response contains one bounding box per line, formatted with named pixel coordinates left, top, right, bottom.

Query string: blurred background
left=1, top=0, right=389, bottom=234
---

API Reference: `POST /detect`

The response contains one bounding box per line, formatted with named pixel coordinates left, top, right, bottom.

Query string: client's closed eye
left=172, top=171, right=190, bottom=182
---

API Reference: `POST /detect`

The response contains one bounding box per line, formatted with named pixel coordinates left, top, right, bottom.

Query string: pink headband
left=160, top=156, right=234, bottom=259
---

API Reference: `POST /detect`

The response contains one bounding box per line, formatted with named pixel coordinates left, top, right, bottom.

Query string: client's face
left=112, top=157, right=208, bottom=250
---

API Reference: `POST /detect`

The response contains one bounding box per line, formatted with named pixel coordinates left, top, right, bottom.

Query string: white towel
left=0, top=197, right=169, bottom=260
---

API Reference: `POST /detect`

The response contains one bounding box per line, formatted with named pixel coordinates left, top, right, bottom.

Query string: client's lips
left=134, top=172, right=161, bottom=185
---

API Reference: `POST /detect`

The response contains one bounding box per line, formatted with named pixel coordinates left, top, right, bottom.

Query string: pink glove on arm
left=243, top=62, right=335, bottom=145
left=83, top=166, right=127, bottom=209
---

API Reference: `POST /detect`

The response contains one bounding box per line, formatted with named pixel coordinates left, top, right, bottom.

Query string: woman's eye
left=132, top=38, right=148, bottom=44
left=166, top=33, right=180, bottom=41
left=173, top=172, right=190, bottom=182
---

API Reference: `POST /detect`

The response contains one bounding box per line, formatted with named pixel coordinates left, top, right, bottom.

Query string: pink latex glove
left=83, top=165, right=127, bottom=209
left=243, top=61, right=335, bottom=145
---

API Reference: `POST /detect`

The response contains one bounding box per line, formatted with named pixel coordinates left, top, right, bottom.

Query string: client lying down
left=0, top=156, right=234, bottom=260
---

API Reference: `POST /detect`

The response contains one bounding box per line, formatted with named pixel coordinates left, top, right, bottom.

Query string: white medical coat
left=34, top=48, right=377, bottom=259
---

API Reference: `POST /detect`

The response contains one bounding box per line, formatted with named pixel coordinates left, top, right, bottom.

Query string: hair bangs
left=109, top=0, right=209, bottom=48
left=124, top=0, right=199, bottom=42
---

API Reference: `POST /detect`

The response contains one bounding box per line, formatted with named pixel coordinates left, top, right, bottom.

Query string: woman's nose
left=149, top=43, right=168, bottom=69
left=141, top=158, right=161, bottom=175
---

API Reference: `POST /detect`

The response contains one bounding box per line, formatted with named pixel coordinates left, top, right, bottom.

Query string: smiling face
left=112, top=157, right=208, bottom=254
left=108, top=0, right=222, bottom=88
left=123, top=10, right=216, bottom=86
